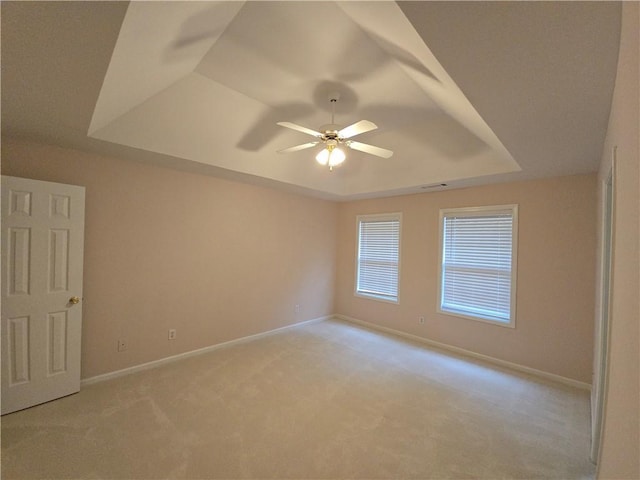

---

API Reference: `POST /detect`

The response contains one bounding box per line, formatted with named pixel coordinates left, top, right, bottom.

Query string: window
left=356, top=213, right=401, bottom=303
left=439, top=205, right=518, bottom=327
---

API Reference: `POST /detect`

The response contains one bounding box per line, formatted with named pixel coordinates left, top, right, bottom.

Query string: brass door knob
left=69, top=296, right=80, bottom=305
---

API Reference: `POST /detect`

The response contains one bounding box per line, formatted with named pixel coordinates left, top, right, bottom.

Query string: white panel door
left=1, top=176, right=85, bottom=415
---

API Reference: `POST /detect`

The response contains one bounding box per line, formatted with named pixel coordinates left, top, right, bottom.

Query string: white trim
left=82, top=313, right=591, bottom=392
left=354, top=292, right=400, bottom=305
left=591, top=150, right=616, bottom=465
left=437, top=309, right=515, bottom=329
left=333, top=314, right=591, bottom=391
left=354, top=212, right=402, bottom=304
left=81, top=316, right=331, bottom=386
left=437, top=204, right=518, bottom=328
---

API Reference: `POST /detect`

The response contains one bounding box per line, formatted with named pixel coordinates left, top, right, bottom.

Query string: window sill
left=437, top=308, right=515, bottom=328
left=355, top=291, right=399, bottom=305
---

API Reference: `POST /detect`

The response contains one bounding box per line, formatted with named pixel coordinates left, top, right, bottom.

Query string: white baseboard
left=333, top=314, right=591, bottom=391
left=81, top=315, right=331, bottom=386
left=83, top=313, right=590, bottom=392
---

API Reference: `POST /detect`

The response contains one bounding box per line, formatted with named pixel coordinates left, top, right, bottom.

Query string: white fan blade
left=277, top=142, right=319, bottom=154
left=338, top=120, right=378, bottom=139
left=277, top=122, right=323, bottom=138
left=347, top=141, right=394, bottom=159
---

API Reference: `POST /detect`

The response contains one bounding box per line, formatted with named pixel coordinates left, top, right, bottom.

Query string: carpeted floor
left=1, top=319, right=594, bottom=479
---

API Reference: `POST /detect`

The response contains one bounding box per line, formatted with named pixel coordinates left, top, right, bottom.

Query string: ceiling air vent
left=421, top=183, right=448, bottom=190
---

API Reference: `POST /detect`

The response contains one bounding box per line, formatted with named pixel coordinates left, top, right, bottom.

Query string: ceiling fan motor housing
left=319, top=124, right=342, bottom=141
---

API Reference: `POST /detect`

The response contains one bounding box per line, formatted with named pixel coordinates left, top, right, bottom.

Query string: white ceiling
left=1, top=1, right=621, bottom=200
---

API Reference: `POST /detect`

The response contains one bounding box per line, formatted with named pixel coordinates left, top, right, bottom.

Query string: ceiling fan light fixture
left=315, top=148, right=330, bottom=165
left=329, top=147, right=345, bottom=166
left=316, top=145, right=345, bottom=169
left=316, top=139, right=338, bottom=165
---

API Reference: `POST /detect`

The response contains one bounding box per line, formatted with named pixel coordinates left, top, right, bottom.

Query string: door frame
left=590, top=150, right=616, bottom=463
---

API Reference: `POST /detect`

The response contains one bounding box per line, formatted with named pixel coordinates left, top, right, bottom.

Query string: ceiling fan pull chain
left=331, top=97, right=336, bottom=125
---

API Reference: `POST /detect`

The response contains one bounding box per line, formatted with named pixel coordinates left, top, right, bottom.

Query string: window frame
left=354, top=212, right=402, bottom=304
left=437, top=204, right=518, bottom=328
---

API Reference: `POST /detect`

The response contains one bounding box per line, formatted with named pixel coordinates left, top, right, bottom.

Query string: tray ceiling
left=1, top=1, right=621, bottom=200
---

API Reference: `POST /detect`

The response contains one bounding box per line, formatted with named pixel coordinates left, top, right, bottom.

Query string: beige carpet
left=2, top=319, right=594, bottom=479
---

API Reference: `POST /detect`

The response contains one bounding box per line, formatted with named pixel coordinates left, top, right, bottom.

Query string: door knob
left=69, top=296, right=80, bottom=305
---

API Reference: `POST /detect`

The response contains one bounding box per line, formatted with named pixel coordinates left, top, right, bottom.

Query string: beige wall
left=596, top=2, right=640, bottom=478
left=1, top=137, right=337, bottom=379
left=0, top=138, right=602, bottom=388
left=335, top=175, right=597, bottom=384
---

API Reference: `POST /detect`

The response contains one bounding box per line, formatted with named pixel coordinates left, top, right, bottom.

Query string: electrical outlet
left=419, top=316, right=425, bottom=325
left=117, top=339, right=127, bottom=352
left=168, top=329, right=177, bottom=340
left=295, top=304, right=300, bottom=313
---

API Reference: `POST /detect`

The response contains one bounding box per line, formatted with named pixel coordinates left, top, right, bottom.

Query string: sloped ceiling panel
left=88, top=1, right=519, bottom=197
left=1, top=1, right=620, bottom=200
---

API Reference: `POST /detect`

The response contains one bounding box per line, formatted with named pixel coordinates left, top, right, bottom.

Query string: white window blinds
left=440, top=206, right=517, bottom=325
left=356, top=214, right=401, bottom=303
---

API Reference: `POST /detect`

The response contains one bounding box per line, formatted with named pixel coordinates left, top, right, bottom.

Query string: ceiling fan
left=277, top=93, right=393, bottom=171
